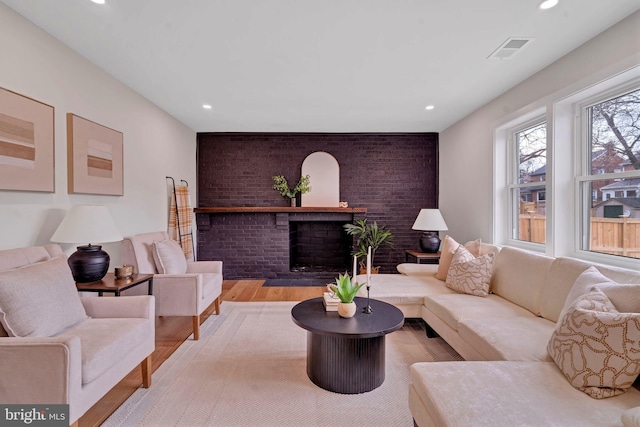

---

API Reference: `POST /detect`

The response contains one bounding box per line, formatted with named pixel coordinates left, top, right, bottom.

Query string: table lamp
left=411, top=209, right=448, bottom=253
left=51, top=205, right=123, bottom=283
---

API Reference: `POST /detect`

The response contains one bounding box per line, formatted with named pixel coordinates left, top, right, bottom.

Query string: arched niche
left=301, top=151, right=339, bottom=207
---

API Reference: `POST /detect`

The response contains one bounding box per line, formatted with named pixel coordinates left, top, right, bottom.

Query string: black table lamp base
left=419, top=232, right=441, bottom=253
left=68, top=244, right=110, bottom=283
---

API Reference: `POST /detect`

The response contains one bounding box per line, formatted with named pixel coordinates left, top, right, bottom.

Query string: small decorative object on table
left=272, top=174, right=311, bottom=207
left=115, top=265, right=133, bottom=279
left=323, top=288, right=340, bottom=312
left=328, top=272, right=365, bottom=318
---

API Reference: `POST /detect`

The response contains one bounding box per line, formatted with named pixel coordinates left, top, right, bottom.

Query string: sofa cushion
left=622, top=407, right=640, bottom=427
left=445, top=246, right=494, bottom=297
left=435, top=236, right=481, bottom=280
left=548, top=287, right=640, bottom=399
left=539, top=257, right=592, bottom=323
left=424, top=293, right=536, bottom=332
left=358, top=273, right=455, bottom=309
left=56, top=317, right=150, bottom=384
left=0, top=255, right=88, bottom=337
left=491, top=246, right=553, bottom=316
left=409, top=361, right=640, bottom=427
left=458, top=316, right=555, bottom=361
left=152, top=239, right=187, bottom=274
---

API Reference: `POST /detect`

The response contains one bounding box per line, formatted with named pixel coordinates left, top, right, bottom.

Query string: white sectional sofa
left=357, top=241, right=640, bottom=427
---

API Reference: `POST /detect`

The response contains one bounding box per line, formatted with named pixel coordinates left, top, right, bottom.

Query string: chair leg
left=193, top=315, right=200, bottom=340
left=141, top=356, right=152, bottom=388
left=214, top=295, right=222, bottom=315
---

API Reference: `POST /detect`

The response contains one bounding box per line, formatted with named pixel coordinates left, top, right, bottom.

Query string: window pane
left=590, top=88, right=640, bottom=174
left=512, top=188, right=546, bottom=243
left=517, top=123, right=546, bottom=183
left=513, top=122, right=546, bottom=244
left=581, top=180, right=640, bottom=259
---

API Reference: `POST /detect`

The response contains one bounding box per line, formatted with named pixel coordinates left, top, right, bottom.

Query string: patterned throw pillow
left=547, top=287, right=640, bottom=399
left=436, top=236, right=482, bottom=280
left=445, top=245, right=494, bottom=297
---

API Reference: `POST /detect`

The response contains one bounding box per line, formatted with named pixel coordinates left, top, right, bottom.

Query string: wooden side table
left=405, top=250, right=441, bottom=264
left=76, top=272, right=154, bottom=296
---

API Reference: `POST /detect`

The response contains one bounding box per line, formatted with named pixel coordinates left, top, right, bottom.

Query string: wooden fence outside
left=519, top=215, right=640, bottom=259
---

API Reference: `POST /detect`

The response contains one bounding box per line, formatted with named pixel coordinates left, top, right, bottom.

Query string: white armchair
left=0, top=244, right=154, bottom=427
left=121, top=231, right=222, bottom=340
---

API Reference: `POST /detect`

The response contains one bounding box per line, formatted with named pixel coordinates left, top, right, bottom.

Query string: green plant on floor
left=272, top=174, right=312, bottom=199
left=343, top=218, right=394, bottom=269
left=329, top=272, right=365, bottom=303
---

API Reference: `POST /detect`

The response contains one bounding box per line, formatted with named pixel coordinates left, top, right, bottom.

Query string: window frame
left=574, top=79, right=640, bottom=263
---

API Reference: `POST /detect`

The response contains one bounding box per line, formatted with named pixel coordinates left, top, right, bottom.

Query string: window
left=509, top=122, right=546, bottom=244
left=578, top=86, right=640, bottom=260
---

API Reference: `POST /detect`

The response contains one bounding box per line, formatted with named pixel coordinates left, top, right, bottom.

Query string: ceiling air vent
left=488, top=37, right=534, bottom=59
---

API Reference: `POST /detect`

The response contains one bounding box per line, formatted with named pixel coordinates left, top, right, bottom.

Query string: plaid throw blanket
left=168, top=184, right=194, bottom=261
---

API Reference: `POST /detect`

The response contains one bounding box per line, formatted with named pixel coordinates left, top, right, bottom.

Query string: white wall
left=0, top=4, right=197, bottom=265
left=439, top=10, right=640, bottom=250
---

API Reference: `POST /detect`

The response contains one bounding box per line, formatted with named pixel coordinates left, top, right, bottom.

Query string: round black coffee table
left=291, top=296, right=404, bottom=394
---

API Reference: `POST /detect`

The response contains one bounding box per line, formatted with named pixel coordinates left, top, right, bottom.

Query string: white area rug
left=104, top=301, right=462, bottom=427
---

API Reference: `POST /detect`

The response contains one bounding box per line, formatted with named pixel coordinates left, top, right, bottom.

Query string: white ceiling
left=2, top=0, right=639, bottom=133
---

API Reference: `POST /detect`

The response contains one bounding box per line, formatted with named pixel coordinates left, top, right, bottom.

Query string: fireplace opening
left=289, top=221, right=351, bottom=274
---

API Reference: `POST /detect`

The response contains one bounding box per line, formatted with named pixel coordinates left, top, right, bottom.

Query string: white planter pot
left=337, top=302, right=357, bottom=318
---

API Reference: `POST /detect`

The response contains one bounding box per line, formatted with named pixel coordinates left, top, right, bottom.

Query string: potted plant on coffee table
left=329, top=272, right=365, bottom=318
left=343, top=218, right=394, bottom=273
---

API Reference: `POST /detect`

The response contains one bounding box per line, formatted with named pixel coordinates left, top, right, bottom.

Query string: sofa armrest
left=81, top=295, right=155, bottom=319
left=186, top=260, right=223, bottom=274
left=396, top=263, right=439, bottom=276
left=0, top=336, right=82, bottom=405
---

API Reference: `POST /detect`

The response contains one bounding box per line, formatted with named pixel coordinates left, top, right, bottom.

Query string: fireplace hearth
left=289, top=221, right=351, bottom=275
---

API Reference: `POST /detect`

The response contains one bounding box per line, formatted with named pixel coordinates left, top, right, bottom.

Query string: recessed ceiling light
left=538, top=0, right=558, bottom=10
left=202, top=104, right=212, bottom=110
left=91, top=0, right=106, bottom=4
left=425, top=105, right=435, bottom=110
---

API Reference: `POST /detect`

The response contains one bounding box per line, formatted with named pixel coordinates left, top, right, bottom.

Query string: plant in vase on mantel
left=329, top=272, right=365, bottom=318
left=272, top=174, right=311, bottom=207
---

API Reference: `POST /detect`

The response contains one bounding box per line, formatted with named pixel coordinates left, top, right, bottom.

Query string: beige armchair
left=122, top=231, right=222, bottom=340
left=0, top=244, right=155, bottom=427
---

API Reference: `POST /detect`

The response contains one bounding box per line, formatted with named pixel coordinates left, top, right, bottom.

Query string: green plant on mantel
left=329, top=272, right=365, bottom=303
left=344, top=218, right=394, bottom=270
left=272, top=174, right=311, bottom=199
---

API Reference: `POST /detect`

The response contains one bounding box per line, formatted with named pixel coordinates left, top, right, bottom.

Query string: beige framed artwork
left=0, top=87, right=54, bottom=192
left=67, top=113, right=123, bottom=195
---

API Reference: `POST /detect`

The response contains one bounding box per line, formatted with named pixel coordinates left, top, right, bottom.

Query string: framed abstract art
left=67, top=113, right=123, bottom=196
left=0, top=87, right=54, bottom=192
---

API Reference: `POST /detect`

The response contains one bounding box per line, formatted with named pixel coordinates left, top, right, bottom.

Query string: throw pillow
left=547, top=287, right=640, bottom=399
left=0, top=255, right=88, bottom=337
left=435, top=236, right=482, bottom=281
left=445, top=245, right=494, bottom=297
left=560, top=266, right=616, bottom=320
left=152, top=239, right=187, bottom=274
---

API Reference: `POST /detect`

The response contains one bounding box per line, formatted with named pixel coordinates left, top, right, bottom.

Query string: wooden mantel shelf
left=194, top=207, right=367, bottom=214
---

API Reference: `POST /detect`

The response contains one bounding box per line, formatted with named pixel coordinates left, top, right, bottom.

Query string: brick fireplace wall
left=196, top=133, right=438, bottom=279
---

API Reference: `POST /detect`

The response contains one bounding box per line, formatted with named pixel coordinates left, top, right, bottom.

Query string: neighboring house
left=592, top=197, right=640, bottom=219
left=520, top=165, right=546, bottom=214
left=600, top=177, right=640, bottom=201
left=591, top=144, right=632, bottom=202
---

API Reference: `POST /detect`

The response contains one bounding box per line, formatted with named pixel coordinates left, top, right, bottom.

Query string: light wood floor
left=79, top=280, right=324, bottom=427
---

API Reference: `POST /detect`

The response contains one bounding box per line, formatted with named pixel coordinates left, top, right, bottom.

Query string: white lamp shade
left=412, top=209, right=448, bottom=231
left=51, top=205, right=123, bottom=244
